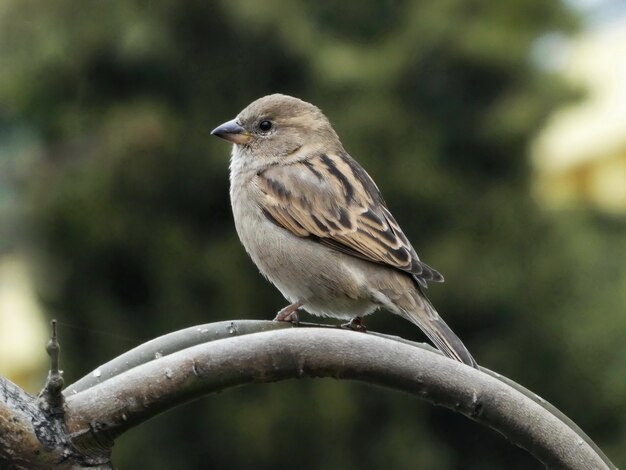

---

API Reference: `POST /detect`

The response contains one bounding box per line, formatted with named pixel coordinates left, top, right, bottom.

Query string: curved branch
left=65, top=320, right=294, bottom=394
left=63, top=319, right=611, bottom=467
left=63, top=327, right=614, bottom=470
left=66, top=319, right=438, bottom=394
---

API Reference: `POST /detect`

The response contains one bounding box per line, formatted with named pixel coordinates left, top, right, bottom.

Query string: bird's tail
left=401, top=292, right=477, bottom=368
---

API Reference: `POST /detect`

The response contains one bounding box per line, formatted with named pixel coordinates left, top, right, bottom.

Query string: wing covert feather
left=257, top=151, right=443, bottom=285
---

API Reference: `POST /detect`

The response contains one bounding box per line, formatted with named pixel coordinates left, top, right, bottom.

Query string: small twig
left=39, top=319, right=65, bottom=414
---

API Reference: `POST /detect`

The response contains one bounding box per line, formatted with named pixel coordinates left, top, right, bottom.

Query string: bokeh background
left=1, top=0, right=625, bottom=468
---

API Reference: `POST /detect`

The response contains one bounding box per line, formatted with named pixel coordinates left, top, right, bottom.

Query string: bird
left=211, top=94, right=477, bottom=368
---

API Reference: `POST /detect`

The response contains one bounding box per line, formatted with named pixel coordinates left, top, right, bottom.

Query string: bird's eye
left=258, top=120, right=272, bottom=132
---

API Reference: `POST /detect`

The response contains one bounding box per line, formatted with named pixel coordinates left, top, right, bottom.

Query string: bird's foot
left=274, top=302, right=303, bottom=325
left=341, top=316, right=367, bottom=332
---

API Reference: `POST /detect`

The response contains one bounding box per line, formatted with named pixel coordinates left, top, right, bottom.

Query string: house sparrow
left=211, top=94, right=477, bottom=368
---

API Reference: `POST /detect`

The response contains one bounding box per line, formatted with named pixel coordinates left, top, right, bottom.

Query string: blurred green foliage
left=0, top=0, right=624, bottom=468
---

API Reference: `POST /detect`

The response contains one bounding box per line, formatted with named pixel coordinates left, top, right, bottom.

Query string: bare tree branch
left=65, top=320, right=294, bottom=394
left=0, top=321, right=616, bottom=469
left=61, top=326, right=613, bottom=470
left=0, top=375, right=113, bottom=469
left=0, top=378, right=56, bottom=468
left=65, top=319, right=437, bottom=394
left=1, top=320, right=114, bottom=470
left=63, top=319, right=613, bottom=469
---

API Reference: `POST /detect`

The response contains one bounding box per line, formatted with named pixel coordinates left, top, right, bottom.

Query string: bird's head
left=211, top=94, right=339, bottom=162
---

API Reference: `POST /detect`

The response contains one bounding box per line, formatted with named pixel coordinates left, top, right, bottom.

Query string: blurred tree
left=0, top=0, right=624, bottom=468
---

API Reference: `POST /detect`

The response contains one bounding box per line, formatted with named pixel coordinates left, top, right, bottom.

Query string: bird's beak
left=210, top=118, right=251, bottom=145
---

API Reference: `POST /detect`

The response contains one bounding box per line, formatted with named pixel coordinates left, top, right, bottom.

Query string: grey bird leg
left=341, top=316, right=367, bottom=332
left=274, top=302, right=303, bottom=324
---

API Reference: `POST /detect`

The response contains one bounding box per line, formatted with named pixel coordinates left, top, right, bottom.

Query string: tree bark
left=0, top=321, right=617, bottom=469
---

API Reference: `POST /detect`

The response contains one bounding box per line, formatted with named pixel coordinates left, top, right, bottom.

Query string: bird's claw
left=274, top=302, right=302, bottom=325
left=341, top=317, right=367, bottom=332
left=274, top=310, right=299, bottom=325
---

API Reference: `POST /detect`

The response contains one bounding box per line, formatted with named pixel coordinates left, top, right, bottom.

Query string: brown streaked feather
left=257, top=151, right=444, bottom=287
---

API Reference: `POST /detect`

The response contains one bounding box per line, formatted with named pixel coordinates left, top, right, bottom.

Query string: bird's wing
left=256, top=150, right=443, bottom=286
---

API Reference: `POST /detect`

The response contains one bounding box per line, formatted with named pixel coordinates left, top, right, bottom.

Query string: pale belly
left=231, top=198, right=379, bottom=320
